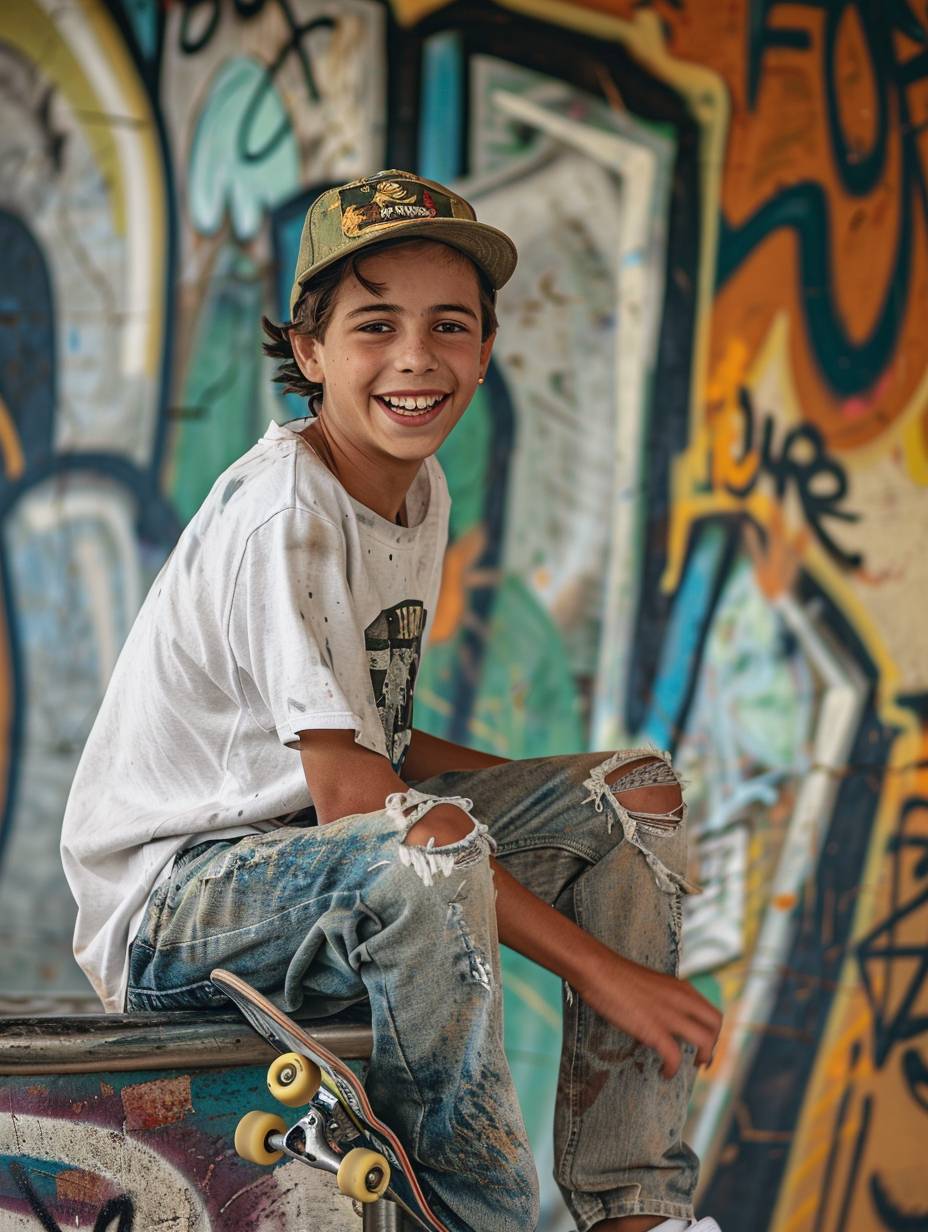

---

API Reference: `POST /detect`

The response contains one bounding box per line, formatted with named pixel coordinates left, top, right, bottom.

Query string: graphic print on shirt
left=364, top=600, right=425, bottom=774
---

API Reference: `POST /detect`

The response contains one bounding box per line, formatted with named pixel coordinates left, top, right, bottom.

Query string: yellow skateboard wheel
left=267, top=1051, right=322, bottom=1106
left=336, top=1147, right=391, bottom=1202
left=234, top=1110, right=286, bottom=1165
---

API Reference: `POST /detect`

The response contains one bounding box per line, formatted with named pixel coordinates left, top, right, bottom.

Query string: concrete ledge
left=0, top=1009, right=373, bottom=1075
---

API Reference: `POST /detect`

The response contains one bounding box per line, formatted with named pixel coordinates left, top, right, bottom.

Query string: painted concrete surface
left=0, top=1064, right=356, bottom=1231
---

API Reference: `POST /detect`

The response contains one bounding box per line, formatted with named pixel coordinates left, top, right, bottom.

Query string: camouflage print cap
left=289, top=169, right=518, bottom=315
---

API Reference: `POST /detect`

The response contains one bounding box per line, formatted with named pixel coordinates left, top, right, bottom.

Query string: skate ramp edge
left=0, top=1004, right=373, bottom=1230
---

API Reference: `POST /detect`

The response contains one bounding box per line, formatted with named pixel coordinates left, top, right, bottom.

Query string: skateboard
left=210, top=968, right=449, bottom=1232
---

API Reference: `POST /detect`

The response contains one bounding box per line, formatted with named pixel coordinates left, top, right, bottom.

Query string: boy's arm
left=299, top=730, right=721, bottom=1078
left=403, top=726, right=509, bottom=779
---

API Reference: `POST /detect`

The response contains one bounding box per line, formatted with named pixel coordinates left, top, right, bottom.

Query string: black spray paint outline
left=8, top=1160, right=134, bottom=1232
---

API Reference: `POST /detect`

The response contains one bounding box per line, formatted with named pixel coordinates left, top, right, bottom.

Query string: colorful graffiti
left=0, top=1, right=925, bottom=1229
left=1, top=1064, right=358, bottom=1229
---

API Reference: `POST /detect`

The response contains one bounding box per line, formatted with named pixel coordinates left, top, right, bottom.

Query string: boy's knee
left=404, top=809, right=474, bottom=849
left=388, top=792, right=497, bottom=887
left=604, top=754, right=684, bottom=827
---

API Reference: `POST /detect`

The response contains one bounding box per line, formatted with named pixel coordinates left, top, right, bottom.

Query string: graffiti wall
left=1, top=1063, right=358, bottom=1229
left=0, top=1, right=925, bottom=1229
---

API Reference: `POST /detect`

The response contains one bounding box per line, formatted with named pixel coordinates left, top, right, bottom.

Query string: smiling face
left=291, top=240, right=495, bottom=469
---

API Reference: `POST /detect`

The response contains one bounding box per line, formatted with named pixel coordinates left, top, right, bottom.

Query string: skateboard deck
left=210, top=967, right=448, bottom=1232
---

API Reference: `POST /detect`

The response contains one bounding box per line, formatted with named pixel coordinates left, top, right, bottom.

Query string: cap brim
left=290, top=219, right=517, bottom=316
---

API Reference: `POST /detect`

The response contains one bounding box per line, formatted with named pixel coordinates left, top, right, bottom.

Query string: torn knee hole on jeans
left=607, top=758, right=684, bottom=832
left=582, top=750, right=699, bottom=897
left=385, top=789, right=497, bottom=887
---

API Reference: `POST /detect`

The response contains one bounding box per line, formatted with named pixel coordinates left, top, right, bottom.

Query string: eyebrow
left=345, top=301, right=479, bottom=321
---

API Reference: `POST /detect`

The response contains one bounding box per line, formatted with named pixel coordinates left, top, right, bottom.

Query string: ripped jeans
left=126, top=751, right=699, bottom=1231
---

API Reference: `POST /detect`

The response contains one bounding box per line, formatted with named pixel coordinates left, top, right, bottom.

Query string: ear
left=478, top=330, right=496, bottom=376
left=290, top=330, right=325, bottom=385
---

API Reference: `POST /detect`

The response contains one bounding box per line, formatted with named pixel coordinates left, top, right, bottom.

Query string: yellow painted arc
left=775, top=1105, right=870, bottom=1232
left=901, top=403, right=928, bottom=487
left=1, top=0, right=167, bottom=379
left=1, top=0, right=129, bottom=235
left=774, top=1013, right=872, bottom=1188
left=388, top=0, right=455, bottom=24
left=77, top=0, right=166, bottom=379
left=0, top=396, right=25, bottom=481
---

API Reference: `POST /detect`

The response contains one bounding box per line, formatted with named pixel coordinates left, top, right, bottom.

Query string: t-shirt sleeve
left=227, top=508, right=388, bottom=754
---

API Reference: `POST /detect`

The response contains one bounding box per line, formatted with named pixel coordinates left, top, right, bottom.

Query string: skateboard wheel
left=267, top=1051, right=321, bottom=1106
left=336, top=1147, right=391, bottom=1202
left=234, top=1110, right=286, bottom=1165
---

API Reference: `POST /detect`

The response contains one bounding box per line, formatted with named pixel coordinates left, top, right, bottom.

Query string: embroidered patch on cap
left=339, top=177, right=456, bottom=238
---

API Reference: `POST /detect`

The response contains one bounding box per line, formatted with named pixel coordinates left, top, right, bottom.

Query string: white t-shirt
left=61, top=417, right=450, bottom=1011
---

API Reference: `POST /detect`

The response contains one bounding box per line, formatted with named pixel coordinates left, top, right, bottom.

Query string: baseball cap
left=288, top=169, right=518, bottom=315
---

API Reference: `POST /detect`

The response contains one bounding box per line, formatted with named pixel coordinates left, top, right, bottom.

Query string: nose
left=394, top=324, right=438, bottom=373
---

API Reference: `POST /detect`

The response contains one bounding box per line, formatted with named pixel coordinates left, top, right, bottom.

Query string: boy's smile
left=291, top=240, right=495, bottom=522
left=374, top=391, right=450, bottom=421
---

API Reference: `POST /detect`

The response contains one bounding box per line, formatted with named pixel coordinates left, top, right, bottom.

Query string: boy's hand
left=491, top=859, right=722, bottom=1080
left=576, top=950, right=722, bottom=1079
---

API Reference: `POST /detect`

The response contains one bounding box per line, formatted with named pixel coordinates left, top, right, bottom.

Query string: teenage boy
left=62, top=170, right=722, bottom=1232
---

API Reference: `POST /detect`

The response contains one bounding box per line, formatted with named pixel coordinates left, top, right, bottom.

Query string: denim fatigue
left=126, top=750, right=699, bottom=1231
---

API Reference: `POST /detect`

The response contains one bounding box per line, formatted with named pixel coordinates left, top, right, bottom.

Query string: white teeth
left=380, top=394, right=445, bottom=414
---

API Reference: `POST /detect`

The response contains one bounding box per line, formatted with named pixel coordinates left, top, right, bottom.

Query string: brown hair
left=262, top=237, right=499, bottom=405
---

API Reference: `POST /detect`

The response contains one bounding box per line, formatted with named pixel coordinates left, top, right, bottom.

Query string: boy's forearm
left=298, top=729, right=488, bottom=828
left=299, top=729, right=592, bottom=986
left=403, top=727, right=509, bottom=780
left=490, top=857, right=611, bottom=991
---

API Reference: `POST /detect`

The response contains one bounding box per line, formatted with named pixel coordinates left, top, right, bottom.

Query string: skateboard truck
left=269, top=1097, right=361, bottom=1183
left=235, top=1064, right=413, bottom=1227
left=212, top=968, right=444, bottom=1231
left=236, top=1086, right=391, bottom=1198
left=236, top=1094, right=406, bottom=1227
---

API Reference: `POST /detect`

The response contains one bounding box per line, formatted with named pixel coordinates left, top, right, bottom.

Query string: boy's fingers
left=699, top=1004, right=724, bottom=1035
left=665, top=1008, right=718, bottom=1067
left=658, top=1036, right=682, bottom=1079
left=683, top=1026, right=712, bottom=1066
left=635, top=974, right=723, bottom=1076
left=694, top=1038, right=713, bottom=1066
left=682, top=985, right=723, bottom=1030
left=694, top=1014, right=722, bottom=1055
left=681, top=994, right=723, bottom=1045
